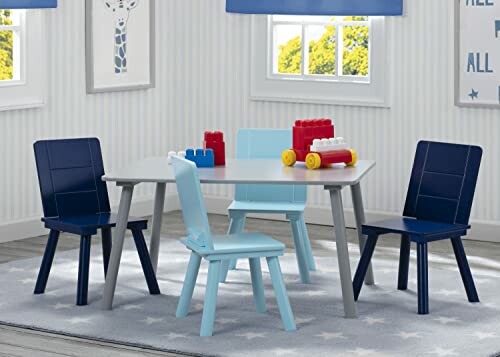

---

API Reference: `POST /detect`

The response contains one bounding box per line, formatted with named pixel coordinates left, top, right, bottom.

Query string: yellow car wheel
left=282, top=150, right=297, bottom=167
left=346, top=149, right=358, bottom=166
left=305, top=153, right=322, bottom=170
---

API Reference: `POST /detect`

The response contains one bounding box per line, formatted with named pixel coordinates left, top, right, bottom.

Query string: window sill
left=0, top=99, right=44, bottom=112
left=250, top=93, right=390, bottom=108
left=0, top=80, right=26, bottom=88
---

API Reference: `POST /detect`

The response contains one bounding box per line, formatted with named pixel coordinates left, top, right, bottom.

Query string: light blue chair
left=219, top=129, right=315, bottom=284
left=172, top=156, right=296, bottom=337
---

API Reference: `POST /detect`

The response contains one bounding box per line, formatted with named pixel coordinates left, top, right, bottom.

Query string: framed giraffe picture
left=85, top=0, right=155, bottom=93
left=455, top=0, right=500, bottom=108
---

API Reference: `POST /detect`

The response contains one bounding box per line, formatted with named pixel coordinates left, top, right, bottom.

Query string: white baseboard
left=0, top=193, right=498, bottom=244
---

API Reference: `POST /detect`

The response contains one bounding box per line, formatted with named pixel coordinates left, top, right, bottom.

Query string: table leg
left=102, top=184, right=134, bottom=310
left=326, top=186, right=357, bottom=318
left=150, top=183, right=166, bottom=273
left=350, top=183, right=375, bottom=285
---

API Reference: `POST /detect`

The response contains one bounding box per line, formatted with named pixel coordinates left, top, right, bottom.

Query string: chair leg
left=353, top=234, right=379, bottom=301
left=299, top=217, right=316, bottom=271
left=101, top=228, right=112, bottom=278
left=289, top=216, right=311, bottom=284
left=267, top=256, right=296, bottom=331
left=417, top=242, right=429, bottom=314
left=34, top=230, right=60, bottom=294
left=249, top=258, right=266, bottom=313
left=398, top=234, right=411, bottom=290
left=451, top=237, right=479, bottom=303
left=200, top=260, right=221, bottom=337
left=219, top=213, right=246, bottom=282
left=131, top=229, right=160, bottom=295
left=77, top=235, right=92, bottom=306
left=176, top=252, right=202, bottom=317
left=219, top=260, right=230, bottom=283
left=228, top=214, right=246, bottom=271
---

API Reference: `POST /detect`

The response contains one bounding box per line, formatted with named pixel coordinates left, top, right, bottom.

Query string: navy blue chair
left=33, top=138, right=160, bottom=306
left=353, top=141, right=482, bottom=314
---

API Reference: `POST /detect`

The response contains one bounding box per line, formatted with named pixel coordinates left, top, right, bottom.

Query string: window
left=271, top=16, right=370, bottom=80
left=251, top=15, right=390, bottom=107
left=0, top=9, right=44, bottom=111
left=0, top=10, right=24, bottom=83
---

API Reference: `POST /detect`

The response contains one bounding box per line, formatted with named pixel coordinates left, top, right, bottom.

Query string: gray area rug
left=0, top=237, right=499, bottom=357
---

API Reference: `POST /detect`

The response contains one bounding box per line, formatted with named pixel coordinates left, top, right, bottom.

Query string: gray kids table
left=101, top=158, right=376, bottom=318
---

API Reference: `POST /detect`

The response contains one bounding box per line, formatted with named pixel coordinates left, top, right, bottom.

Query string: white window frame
left=251, top=15, right=391, bottom=107
left=0, top=10, right=45, bottom=111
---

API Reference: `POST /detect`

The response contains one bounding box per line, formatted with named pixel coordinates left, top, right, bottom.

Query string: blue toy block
left=185, top=148, right=215, bottom=168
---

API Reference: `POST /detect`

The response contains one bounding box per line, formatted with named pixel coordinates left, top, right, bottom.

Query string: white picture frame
left=455, top=0, right=500, bottom=108
left=85, top=0, right=155, bottom=93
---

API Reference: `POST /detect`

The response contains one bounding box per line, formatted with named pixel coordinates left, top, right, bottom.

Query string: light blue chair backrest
left=234, top=129, right=307, bottom=203
left=172, top=157, right=213, bottom=250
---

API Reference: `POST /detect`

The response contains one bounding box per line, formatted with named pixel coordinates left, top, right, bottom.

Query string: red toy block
left=204, top=131, right=226, bottom=166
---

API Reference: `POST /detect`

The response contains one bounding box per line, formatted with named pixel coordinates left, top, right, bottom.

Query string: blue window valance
left=0, top=0, right=57, bottom=9
left=226, top=0, right=403, bottom=16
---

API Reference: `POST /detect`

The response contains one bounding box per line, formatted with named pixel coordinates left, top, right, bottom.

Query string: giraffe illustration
left=102, top=0, right=140, bottom=74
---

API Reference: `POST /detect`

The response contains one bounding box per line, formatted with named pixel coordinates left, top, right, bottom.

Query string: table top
left=103, top=158, right=375, bottom=186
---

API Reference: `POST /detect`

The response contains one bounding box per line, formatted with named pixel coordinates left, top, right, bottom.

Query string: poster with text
left=456, top=0, right=500, bottom=107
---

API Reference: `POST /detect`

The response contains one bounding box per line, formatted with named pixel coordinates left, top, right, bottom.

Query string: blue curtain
left=226, top=0, right=403, bottom=16
left=0, top=0, right=57, bottom=9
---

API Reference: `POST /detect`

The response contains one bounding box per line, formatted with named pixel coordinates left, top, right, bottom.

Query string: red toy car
left=282, top=119, right=357, bottom=170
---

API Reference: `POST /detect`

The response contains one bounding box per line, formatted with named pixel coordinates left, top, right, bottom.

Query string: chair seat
left=43, top=213, right=147, bottom=236
left=228, top=200, right=306, bottom=214
left=180, top=233, right=285, bottom=256
left=362, top=217, right=470, bottom=241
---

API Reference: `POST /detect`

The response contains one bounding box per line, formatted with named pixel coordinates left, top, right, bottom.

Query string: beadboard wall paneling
left=0, top=0, right=498, bottom=239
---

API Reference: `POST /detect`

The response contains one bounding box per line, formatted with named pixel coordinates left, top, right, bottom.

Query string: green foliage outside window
left=277, top=16, right=369, bottom=76
left=0, top=10, right=14, bottom=81
left=308, top=25, right=336, bottom=75
left=277, top=36, right=302, bottom=74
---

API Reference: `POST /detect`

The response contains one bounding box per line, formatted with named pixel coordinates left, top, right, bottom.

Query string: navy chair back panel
left=51, top=167, right=97, bottom=193
left=419, top=172, right=463, bottom=200
left=403, top=141, right=482, bottom=225
left=34, top=138, right=111, bottom=218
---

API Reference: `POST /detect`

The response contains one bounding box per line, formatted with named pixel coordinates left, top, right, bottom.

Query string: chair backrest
left=33, top=138, right=111, bottom=219
left=172, top=156, right=213, bottom=250
left=403, top=141, right=482, bottom=225
left=234, top=129, right=307, bottom=203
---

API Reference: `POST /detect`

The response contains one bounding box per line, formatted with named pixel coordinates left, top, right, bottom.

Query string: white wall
left=0, top=0, right=499, bottom=242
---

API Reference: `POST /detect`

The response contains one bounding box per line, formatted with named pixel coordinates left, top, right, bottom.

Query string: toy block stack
left=185, top=149, right=215, bottom=168
left=204, top=131, right=226, bottom=166
left=167, top=151, right=186, bottom=164
left=293, top=119, right=335, bottom=151
left=170, top=131, right=225, bottom=168
left=293, top=119, right=334, bottom=160
left=310, top=137, right=348, bottom=153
